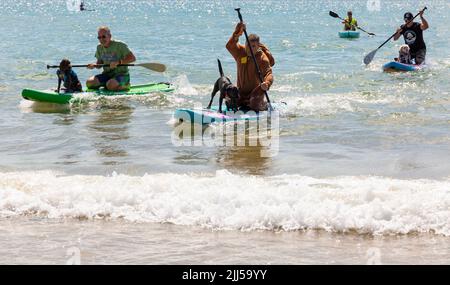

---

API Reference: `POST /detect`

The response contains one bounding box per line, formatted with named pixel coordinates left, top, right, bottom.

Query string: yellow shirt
left=344, top=18, right=358, bottom=31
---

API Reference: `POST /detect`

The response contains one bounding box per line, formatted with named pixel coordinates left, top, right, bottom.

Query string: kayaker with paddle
left=342, top=11, right=358, bottom=31
left=86, top=26, right=136, bottom=91
left=226, top=22, right=274, bottom=111
left=393, top=10, right=429, bottom=65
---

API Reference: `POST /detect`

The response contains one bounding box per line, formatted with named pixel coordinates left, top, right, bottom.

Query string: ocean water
left=0, top=0, right=449, bottom=264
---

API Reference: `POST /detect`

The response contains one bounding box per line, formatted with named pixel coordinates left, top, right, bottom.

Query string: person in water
left=226, top=22, right=275, bottom=112
left=342, top=11, right=358, bottom=31
left=80, top=1, right=85, bottom=11
left=86, top=26, right=136, bottom=91
left=393, top=10, right=429, bottom=65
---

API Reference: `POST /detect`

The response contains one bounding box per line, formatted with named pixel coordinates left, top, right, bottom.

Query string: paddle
left=363, top=7, right=427, bottom=65
left=235, top=8, right=273, bottom=112
left=46, top=62, right=166, bottom=73
left=329, top=11, right=375, bottom=36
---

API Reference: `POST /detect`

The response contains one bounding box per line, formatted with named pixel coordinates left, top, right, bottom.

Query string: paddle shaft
left=375, top=8, right=426, bottom=51
left=47, top=63, right=138, bottom=69
left=235, top=8, right=273, bottom=111
left=357, top=26, right=375, bottom=36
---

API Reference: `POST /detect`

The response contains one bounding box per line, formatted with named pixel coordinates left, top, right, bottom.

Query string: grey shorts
left=411, top=49, right=426, bottom=65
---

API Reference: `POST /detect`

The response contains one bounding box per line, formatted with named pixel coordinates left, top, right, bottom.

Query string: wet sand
left=1, top=217, right=448, bottom=264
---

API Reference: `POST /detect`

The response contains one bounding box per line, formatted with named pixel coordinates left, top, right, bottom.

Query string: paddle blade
left=329, top=11, right=339, bottom=18
left=364, top=49, right=378, bottom=65
left=138, top=62, right=166, bottom=72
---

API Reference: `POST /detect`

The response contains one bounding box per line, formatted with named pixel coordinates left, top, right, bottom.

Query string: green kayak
left=22, top=82, right=174, bottom=104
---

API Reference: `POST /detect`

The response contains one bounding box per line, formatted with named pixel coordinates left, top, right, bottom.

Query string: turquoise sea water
left=0, top=0, right=449, bottom=263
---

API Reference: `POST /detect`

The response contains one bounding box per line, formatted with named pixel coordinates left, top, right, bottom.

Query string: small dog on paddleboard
left=395, top=45, right=414, bottom=65
left=56, top=58, right=82, bottom=93
left=207, top=59, right=239, bottom=113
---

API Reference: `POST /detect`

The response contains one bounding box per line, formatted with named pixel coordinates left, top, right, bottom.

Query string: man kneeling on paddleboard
left=86, top=26, right=136, bottom=91
left=226, top=22, right=274, bottom=112
left=393, top=10, right=429, bottom=65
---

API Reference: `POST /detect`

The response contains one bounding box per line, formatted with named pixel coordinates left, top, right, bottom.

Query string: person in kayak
left=86, top=26, right=136, bottom=91
left=393, top=10, right=429, bottom=65
left=226, top=22, right=274, bottom=112
left=342, top=11, right=358, bottom=31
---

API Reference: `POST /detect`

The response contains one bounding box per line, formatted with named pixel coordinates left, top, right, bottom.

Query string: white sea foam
left=273, top=90, right=412, bottom=118
left=172, top=75, right=199, bottom=96
left=1, top=170, right=449, bottom=236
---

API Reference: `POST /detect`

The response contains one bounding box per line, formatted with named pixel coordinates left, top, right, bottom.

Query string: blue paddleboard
left=382, top=61, right=425, bottom=72
left=174, top=105, right=279, bottom=125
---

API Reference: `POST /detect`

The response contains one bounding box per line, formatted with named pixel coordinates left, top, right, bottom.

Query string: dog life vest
left=57, top=69, right=82, bottom=91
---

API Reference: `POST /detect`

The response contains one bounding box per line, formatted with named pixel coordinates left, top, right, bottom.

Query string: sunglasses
left=404, top=17, right=413, bottom=21
left=97, top=35, right=108, bottom=39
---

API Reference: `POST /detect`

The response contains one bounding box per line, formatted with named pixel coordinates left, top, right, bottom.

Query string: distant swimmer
left=80, top=1, right=95, bottom=12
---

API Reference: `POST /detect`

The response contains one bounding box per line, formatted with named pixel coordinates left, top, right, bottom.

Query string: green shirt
left=95, top=40, right=131, bottom=77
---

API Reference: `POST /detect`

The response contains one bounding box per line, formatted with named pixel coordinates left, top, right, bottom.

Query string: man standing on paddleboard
left=226, top=22, right=274, bottom=112
left=393, top=10, right=429, bottom=65
left=86, top=26, right=136, bottom=91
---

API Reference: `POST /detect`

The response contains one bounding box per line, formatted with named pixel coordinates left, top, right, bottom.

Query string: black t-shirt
left=401, top=22, right=426, bottom=52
